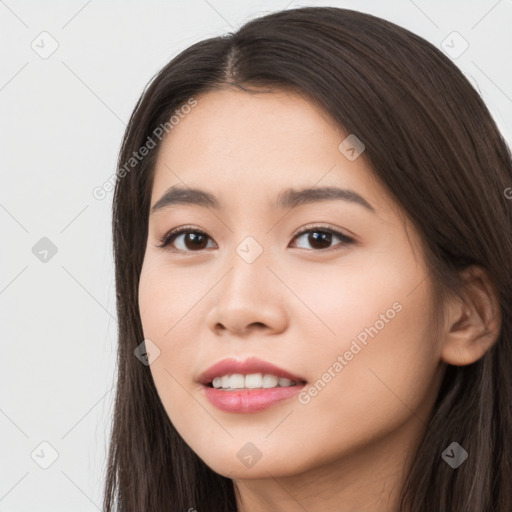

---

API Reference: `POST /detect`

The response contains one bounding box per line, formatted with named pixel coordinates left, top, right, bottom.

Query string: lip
left=198, top=356, right=307, bottom=413
left=202, top=386, right=306, bottom=413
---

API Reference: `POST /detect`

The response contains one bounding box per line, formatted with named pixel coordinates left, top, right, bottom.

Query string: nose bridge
left=222, top=232, right=273, bottom=304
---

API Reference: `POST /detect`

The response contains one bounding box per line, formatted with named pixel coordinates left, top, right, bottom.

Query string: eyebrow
left=151, top=185, right=376, bottom=214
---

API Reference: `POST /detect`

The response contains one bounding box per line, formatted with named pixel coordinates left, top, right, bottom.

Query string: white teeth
left=245, top=373, right=263, bottom=388
left=229, top=374, right=245, bottom=389
left=210, top=373, right=298, bottom=390
left=262, top=374, right=279, bottom=388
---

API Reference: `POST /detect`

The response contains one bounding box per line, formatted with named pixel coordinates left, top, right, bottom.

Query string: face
left=138, top=88, right=445, bottom=480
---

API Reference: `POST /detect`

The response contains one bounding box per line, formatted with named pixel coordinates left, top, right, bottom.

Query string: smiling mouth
left=205, top=373, right=307, bottom=391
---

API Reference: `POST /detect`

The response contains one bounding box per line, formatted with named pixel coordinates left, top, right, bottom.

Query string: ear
left=441, top=266, right=502, bottom=366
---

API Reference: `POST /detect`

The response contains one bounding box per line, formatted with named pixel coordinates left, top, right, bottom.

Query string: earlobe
left=440, top=266, right=502, bottom=366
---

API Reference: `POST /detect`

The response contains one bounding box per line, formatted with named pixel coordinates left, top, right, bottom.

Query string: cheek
left=285, top=251, right=440, bottom=428
left=280, top=251, right=425, bottom=361
left=138, top=260, right=209, bottom=432
left=138, top=264, right=198, bottom=374
left=138, top=259, right=204, bottom=338
left=295, top=263, right=440, bottom=432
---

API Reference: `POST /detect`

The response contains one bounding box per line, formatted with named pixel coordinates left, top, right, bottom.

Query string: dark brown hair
left=104, top=6, right=512, bottom=511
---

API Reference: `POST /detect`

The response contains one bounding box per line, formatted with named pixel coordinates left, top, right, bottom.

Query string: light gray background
left=1, top=0, right=511, bottom=510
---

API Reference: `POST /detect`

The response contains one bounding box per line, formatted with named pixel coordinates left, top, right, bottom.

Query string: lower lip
left=202, top=384, right=306, bottom=413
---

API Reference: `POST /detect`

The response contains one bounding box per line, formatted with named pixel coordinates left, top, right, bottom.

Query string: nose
left=205, top=251, right=289, bottom=338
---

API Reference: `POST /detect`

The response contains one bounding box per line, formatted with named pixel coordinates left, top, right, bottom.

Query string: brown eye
left=177, top=232, right=210, bottom=251
left=291, top=226, right=355, bottom=251
left=157, top=227, right=215, bottom=252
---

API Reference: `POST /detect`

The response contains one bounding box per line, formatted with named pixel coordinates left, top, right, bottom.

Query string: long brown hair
left=104, top=6, right=512, bottom=511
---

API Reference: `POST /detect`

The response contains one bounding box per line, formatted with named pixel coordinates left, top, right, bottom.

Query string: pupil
left=187, top=233, right=207, bottom=250
left=310, top=231, right=331, bottom=249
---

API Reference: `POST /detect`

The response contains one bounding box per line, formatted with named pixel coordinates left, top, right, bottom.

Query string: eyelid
left=290, top=223, right=355, bottom=249
left=292, top=222, right=352, bottom=239
left=155, top=224, right=209, bottom=249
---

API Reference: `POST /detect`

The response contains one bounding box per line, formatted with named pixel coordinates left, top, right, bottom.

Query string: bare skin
left=138, top=88, right=501, bottom=511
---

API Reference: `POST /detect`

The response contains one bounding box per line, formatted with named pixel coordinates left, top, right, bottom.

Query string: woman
left=104, top=6, right=512, bottom=511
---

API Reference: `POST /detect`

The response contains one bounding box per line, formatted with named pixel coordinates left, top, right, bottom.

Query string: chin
left=198, top=448, right=310, bottom=480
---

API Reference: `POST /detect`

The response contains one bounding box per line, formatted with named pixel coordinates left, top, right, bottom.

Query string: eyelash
left=156, top=224, right=355, bottom=254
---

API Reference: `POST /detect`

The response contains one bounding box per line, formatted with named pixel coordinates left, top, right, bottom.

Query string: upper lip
left=198, top=356, right=307, bottom=385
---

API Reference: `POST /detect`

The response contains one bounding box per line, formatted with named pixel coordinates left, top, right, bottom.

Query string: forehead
left=150, top=88, right=389, bottom=215
left=157, top=88, right=345, bottom=165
